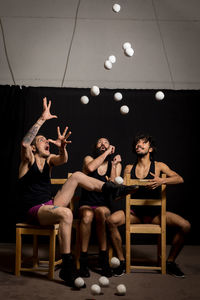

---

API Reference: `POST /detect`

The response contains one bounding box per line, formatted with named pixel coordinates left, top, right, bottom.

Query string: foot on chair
left=166, top=261, right=184, bottom=278
left=102, top=181, right=139, bottom=200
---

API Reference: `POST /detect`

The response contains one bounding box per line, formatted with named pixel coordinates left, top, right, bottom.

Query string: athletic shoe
left=113, top=260, right=126, bottom=276
left=59, top=255, right=79, bottom=287
left=166, top=261, right=185, bottom=278
left=99, top=252, right=113, bottom=277
left=79, top=255, right=90, bottom=278
left=102, top=181, right=139, bottom=200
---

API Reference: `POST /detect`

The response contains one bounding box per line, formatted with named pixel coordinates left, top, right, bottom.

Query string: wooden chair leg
left=33, top=235, right=38, bottom=268
left=157, top=235, right=161, bottom=266
left=161, top=233, right=166, bottom=274
left=126, top=230, right=131, bottom=273
left=108, top=244, right=113, bottom=263
left=75, top=224, right=80, bottom=269
left=48, top=230, right=56, bottom=280
left=15, top=228, right=22, bottom=276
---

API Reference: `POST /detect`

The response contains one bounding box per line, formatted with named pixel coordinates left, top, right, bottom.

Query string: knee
left=81, top=210, right=93, bottom=225
left=71, top=171, right=84, bottom=182
left=95, top=207, right=106, bottom=220
left=58, top=207, right=73, bottom=224
left=106, top=215, right=116, bottom=229
left=181, top=219, right=191, bottom=234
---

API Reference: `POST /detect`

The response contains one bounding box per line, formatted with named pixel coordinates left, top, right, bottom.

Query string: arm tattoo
left=23, top=123, right=40, bottom=145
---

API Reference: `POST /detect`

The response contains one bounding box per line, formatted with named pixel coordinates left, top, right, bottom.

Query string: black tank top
left=18, top=160, right=52, bottom=216
left=130, top=161, right=160, bottom=199
left=79, top=160, right=112, bottom=207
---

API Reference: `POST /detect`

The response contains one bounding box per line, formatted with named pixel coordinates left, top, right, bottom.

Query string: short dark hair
left=132, top=133, right=157, bottom=160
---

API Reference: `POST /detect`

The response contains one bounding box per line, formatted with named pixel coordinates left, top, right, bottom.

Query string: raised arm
left=19, top=97, right=57, bottom=177
left=83, top=145, right=115, bottom=174
left=48, top=126, right=71, bottom=166
left=110, top=154, right=122, bottom=182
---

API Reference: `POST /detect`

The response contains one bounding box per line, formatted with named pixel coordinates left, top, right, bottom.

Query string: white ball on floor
left=114, top=176, right=124, bottom=185
left=110, top=256, right=120, bottom=268
left=90, top=85, right=100, bottom=96
left=91, top=284, right=101, bottom=295
left=109, top=55, right=116, bottom=64
left=124, top=47, right=134, bottom=57
left=99, top=276, right=109, bottom=287
left=116, top=284, right=126, bottom=296
left=112, top=4, right=121, bottom=13
left=155, top=91, right=165, bottom=100
left=104, top=60, right=112, bottom=70
left=74, top=277, right=85, bottom=288
left=120, top=105, right=129, bottom=115
left=80, top=96, right=89, bottom=104
left=122, top=42, right=132, bottom=50
left=114, top=92, right=123, bottom=101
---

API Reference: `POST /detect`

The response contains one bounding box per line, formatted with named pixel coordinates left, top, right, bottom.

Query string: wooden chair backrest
left=125, top=173, right=166, bottom=227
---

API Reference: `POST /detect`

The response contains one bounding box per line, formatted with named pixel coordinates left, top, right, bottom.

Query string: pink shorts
left=27, top=200, right=54, bottom=224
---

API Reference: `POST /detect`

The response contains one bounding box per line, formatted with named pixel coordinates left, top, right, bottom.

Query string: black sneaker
left=59, top=255, right=79, bottom=287
left=166, top=261, right=185, bottom=278
left=113, top=260, right=126, bottom=276
left=99, top=253, right=113, bottom=277
left=102, top=181, right=139, bottom=201
left=79, top=255, right=90, bottom=278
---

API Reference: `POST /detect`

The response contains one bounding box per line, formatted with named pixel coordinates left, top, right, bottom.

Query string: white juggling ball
left=114, top=92, right=123, bottom=101
left=120, top=105, right=129, bottom=115
left=116, top=284, right=126, bottom=296
left=74, top=277, right=85, bottom=288
left=109, top=55, right=116, bottom=64
left=112, top=4, right=121, bottom=13
left=80, top=96, right=89, bottom=104
left=125, top=47, right=134, bottom=57
left=91, top=284, right=101, bottom=295
left=104, top=60, right=112, bottom=70
left=122, top=42, right=132, bottom=50
left=110, top=256, right=120, bottom=268
left=114, top=176, right=124, bottom=185
left=155, top=91, right=165, bottom=101
left=98, top=276, right=109, bottom=287
left=90, top=85, right=100, bottom=96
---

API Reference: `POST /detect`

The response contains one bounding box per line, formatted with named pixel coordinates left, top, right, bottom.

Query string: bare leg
left=165, top=211, right=191, bottom=262
left=79, top=206, right=94, bottom=252
left=107, top=211, right=141, bottom=260
left=54, top=171, right=104, bottom=207
left=151, top=211, right=191, bottom=262
left=37, top=205, right=73, bottom=253
left=94, top=206, right=111, bottom=251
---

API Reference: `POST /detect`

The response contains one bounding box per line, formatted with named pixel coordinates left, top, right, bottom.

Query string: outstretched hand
left=41, top=97, right=58, bottom=121
left=48, top=126, right=72, bottom=148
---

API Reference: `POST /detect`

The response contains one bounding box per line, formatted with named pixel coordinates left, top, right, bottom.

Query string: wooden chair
left=15, top=223, right=61, bottom=279
left=125, top=174, right=166, bottom=274
left=15, top=178, right=67, bottom=280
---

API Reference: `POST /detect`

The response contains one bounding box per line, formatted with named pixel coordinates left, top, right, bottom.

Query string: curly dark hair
left=132, top=133, right=157, bottom=161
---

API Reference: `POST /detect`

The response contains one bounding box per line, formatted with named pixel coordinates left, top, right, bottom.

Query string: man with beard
left=78, top=138, right=122, bottom=277
left=107, top=133, right=191, bottom=277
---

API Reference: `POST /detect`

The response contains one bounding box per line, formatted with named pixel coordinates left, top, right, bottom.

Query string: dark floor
left=0, top=244, right=200, bottom=300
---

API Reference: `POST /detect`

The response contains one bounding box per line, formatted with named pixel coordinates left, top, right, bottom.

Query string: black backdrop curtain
left=0, top=85, right=199, bottom=243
